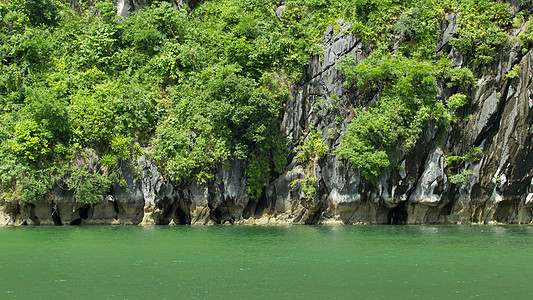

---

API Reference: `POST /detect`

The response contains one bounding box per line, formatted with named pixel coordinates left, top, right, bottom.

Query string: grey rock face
left=116, top=0, right=138, bottom=17
left=265, top=14, right=533, bottom=225
left=115, top=0, right=195, bottom=17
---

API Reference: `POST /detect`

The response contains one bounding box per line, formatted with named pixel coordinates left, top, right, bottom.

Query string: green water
left=1, top=226, right=532, bottom=299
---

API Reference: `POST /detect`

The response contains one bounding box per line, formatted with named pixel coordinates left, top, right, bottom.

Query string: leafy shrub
left=336, top=53, right=468, bottom=181
left=449, top=173, right=466, bottom=185
left=291, top=129, right=329, bottom=200
left=445, top=146, right=481, bottom=164
left=519, top=18, right=533, bottom=48
left=70, top=80, right=156, bottom=150
left=11, top=120, right=50, bottom=162
left=450, top=0, right=511, bottom=69
left=61, top=152, right=114, bottom=204
left=445, top=146, right=481, bottom=187
left=152, top=64, right=286, bottom=198
left=506, top=64, right=520, bottom=79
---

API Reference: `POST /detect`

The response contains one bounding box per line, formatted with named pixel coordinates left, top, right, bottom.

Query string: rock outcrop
left=2, top=8, right=533, bottom=226
left=115, top=0, right=199, bottom=17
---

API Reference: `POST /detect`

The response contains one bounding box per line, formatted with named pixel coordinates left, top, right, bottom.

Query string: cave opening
left=69, top=205, right=90, bottom=225
left=78, top=205, right=90, bottom=219
left=212, top=206, right=223, bottom=224
left=51, top=208, right=62, bottom=226
left=112, top=201, right=119, bottom=219
left=28, top=204, right=40, bottom=225
left=174, top=205, right=190, bottom=225
left=69, top=218, right=82, bottom=225
left=493, top=201, right=514, bottom=223
left=388, top=201, right=408, bottom=225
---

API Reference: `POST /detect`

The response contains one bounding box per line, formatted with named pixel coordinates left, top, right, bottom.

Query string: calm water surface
left=1, top=225, right=532, bottom=299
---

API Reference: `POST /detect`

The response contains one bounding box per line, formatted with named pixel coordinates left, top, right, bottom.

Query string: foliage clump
left=335, top=52, right=470, bottom=181
left=449, top=0, right=511, bottom=70
left=291, top=129, right=329, bottom=200
left=0, top=0, right=306, bottom=203
left=445, top=146, right=482, bottom=187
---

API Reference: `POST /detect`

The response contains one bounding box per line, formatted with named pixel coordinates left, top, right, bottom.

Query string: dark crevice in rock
left=471, top=183, right=483, bottom=200
left=242, top=198, right=256, bottom=219
left=493, top=201, right=515, bottom=222
left=255, top=191, right=271, bottom=216
left=304, top=40, right=362, bottom=83
left=309, top=178, right=330, bottom=224
left=79, top=205, right=90, bottom=220
left=416, top=153, right=429, bottom=183
left=28, top=204, right=40, bottom=225
left=156, top=200, right=174, bottom=225
left=305, top=200, right=326, bottom=224
left=344, top=203, right=360, bottom=224
left=472, top=200, right=487, bottom=223
left=69, top=218, right=82, bottom=225
left=441, top=200, right=453, bottom=217
left=440, top=188, right=457, bottom=216
left=69, top=205, right=90, bottom=225
left=174, top=204, right=190, bottom=225
left=212, top=205, right=223, bottom=224
left=51, top=207, right=62, bottom=226
left=388, top=201, right=408, bottom=225
left=112, top=201, right=119, bottom=219
left=210, top=200, right=237, bottom=224
left=267, top=185, right=278, bottom=215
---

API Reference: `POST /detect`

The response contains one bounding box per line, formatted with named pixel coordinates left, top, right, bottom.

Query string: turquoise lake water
left=1, top=225, right=532, bottom=299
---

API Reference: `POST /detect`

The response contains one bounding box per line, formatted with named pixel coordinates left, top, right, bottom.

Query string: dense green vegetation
left=0, top=0, right=528, bottom=203
left=335, top=0, right=519, bottom=181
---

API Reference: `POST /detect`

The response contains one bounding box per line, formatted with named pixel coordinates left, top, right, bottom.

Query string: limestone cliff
left=1, top=4, right=533, bottom=226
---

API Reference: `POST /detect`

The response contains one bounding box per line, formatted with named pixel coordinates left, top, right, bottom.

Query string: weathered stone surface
left=115, top=0, right=195, bottom=17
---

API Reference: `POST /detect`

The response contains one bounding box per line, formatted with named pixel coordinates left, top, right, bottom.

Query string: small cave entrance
left=28, top=204, right=40, bottom=225
left=212, top=205, right=235, bottom=225
left=242, top=190, right=271, bottom=219
left=212, top=206, right=223, bottom=224
left=242, top=199, right=256, bottom=219
left=79, top=205, right=90, bottom=219
left=155, top=201, right=175, bottom=225
left=174, top=205, right=190, bottom=225
left=440, top=198, right=454, bottom=216
left=388, top=201, right=408, bottom=225
left=493, top=201, right=514, bottom=223
left=113, top=200, right=119, bottom=219
left=158, top=218, right=170, bottom=226
left=254, top=191, right=271, bottom=216
left=108, top=187, right=120, bottom=218
left=51, top=208, right=62, bottom=226
left=69, top=205, right=90, bottom=225
left=69, top=218, right=82, bottom=225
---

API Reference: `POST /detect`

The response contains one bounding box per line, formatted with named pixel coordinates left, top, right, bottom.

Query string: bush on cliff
left=336, top=53, right=460, bottom=181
